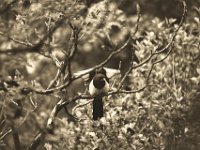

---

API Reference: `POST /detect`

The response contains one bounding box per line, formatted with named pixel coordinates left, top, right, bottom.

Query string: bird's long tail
left=93, top=96, right=103, bottom=120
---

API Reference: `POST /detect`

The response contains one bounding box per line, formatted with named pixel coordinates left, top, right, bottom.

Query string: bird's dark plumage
left=93, top=73, right=107, bottom=89
left=93, top=96, right=103, bottom=120
left=89, top=72, right=109, bottom=120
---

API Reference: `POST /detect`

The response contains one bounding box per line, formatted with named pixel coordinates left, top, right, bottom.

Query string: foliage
left=0, top=0, right=200, bottom=150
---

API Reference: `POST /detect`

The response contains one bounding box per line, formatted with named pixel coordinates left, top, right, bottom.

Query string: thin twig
left=154, top=43, right=174, bottom=64
left=117, top=2, right=141, bottom=90
left=155, top=1, right=186, bottom=55
left=0, top=15, right=66, bottom=54
left=66, top=27, right=80, bottom=80
left=132, top=3, right=141, bottom=36
left=47, top=69, right=61, bottom=89
left=63, top=106, right=79, bottom=121
left=0, top=31, right=33, bottom=47
left=0, top=129, right=12, bottom=141
left=33, top=36, right=131, bottom=94
left=112, top=0, right=186, bottom=93
left=172, top=51, right=176, bottom=90
left=28, top=130, right=46, bottom=150
left=46, top=99, right=64, bottom=130
left=72, top=99, right=93, bottom=120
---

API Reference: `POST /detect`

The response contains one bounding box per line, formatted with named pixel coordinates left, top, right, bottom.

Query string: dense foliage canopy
left=0, top=0, right=200, bottom=149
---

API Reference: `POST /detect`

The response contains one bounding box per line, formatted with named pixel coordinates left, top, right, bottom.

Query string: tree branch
left=112, top=0, right=186, bottom=93
left=28, top=130, right=46, bottom=150
left=32, top=36, right=131, bottom=94
left=28, top=2, right=187, bottom=149
left=132, top=3, right=141, bottom=36
left=0, top=15, right=66, bottom=55
left=0, top=31, right=32, bottom=47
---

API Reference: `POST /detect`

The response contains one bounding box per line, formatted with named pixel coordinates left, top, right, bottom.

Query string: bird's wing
left=73, top=68, right=93, bottom=81
left=74, top=67, right=120, bottom=81
left=104, top=67, right=120, bottom=79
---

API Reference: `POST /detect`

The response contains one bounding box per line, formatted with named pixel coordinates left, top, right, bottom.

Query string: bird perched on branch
left=89, top=69, right=109, bottom=120
left=74, top=67, right=120, bottom=120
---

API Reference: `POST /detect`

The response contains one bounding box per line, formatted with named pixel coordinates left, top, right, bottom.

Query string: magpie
left=89, top=70, right=109, bottom=120
left=74, top=67, right=120, bottom=120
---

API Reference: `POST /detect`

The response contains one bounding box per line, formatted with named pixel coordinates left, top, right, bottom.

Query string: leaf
left=194, top=17, right=200, bottom=24
left=197, top=68, right=200, bottom=75
left=157, top=120, right=165, bottom=130
left=44, top=143, right=53, bottom=150
left=87, top=132, right=96, bottom=137
left=190, top=77, right=200, bottom=84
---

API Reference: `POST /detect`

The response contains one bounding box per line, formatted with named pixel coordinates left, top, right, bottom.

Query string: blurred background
left=0, top=0, right=200, bottom=149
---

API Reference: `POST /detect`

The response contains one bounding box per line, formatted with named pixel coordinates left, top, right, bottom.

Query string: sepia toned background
left=0, top=0, right=200, bottom=149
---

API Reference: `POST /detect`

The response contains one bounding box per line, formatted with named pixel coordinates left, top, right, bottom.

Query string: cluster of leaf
left=43, top=3, right=200, bottom=150
left=0, top=0, right=200, bottom=149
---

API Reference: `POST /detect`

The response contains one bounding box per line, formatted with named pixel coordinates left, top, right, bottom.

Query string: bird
left=89, top=71, right=109, bottom=120
left=74, top=67, right=120, bottom=120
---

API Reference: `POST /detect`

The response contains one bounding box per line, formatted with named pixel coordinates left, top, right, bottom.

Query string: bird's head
left=93, top=73, right=107, bottom=89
